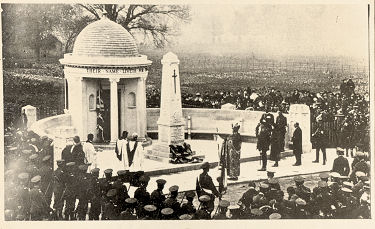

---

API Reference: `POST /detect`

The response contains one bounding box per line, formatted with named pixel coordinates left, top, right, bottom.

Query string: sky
left=171, top=4, right=369, bottom=62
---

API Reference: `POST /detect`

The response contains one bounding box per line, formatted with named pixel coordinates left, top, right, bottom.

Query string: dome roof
left=72, top=17, right=139, bottom=58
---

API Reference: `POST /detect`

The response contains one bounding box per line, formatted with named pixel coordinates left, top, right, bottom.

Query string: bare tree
left=78, top=4, right=191, bottom=47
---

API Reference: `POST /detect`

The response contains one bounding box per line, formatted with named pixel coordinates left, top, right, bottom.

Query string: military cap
left=169, top=185, right=179, bottom=192
left=29, top=154, right=38, bottom=160
left=294, top=176, right=304, bottom=182
left=139, top=175, right=150, bottom=183
left=267, top=169, right=276, bottom=175
left=117, top=170, right=127, bottom=176
left=179, top=214, right=192, bottom=220
left=355, top=171, right=366, bottom=177
left=343, top=181, right=354, bottom=188
left=251, top=208, right=263, bottom=216
left=199, top=195, right=211, bottom=202
left=91, top=168, right=100, bottom=173
left=330, top=172, right=341, bottom=178
left=31, top=138, right=37, bottom=142
left=5, top=169, right=15, bottom=177
left=363, top=185, right=370, bottom=190
left=219, top=200, right=230, bottom=208
left=56, top=159, right=65, bottom=164
left=364, top=180, right=370, bottom=186
left=268, top=178, right=279, bottom=185
left=161, top=208, right=174, bottom=215
left=125, top=198, right=137, bottom=204
left=269, top=213, right=282, bottom=220
left=22, top=149, right=32, bottom=154
left=144, top=205, right=157, bottom=212
left=260, top=183, right=269, bottom=189
left=341, top=187, right=352, bottom=193
left=8, top=146, right=18, bottom=151
left=319, top=173, right=330, bottom=179
left=336, top=147, right=344, bottom=154
left=186, top=191, right=196, bottom=198
left=318, top=181, right=328, bottom=188
left=66, top=162, right=76, bottom=167
left=201, top=162, right=210, bottom=169
left=18, top=172, right=29, bottom=180
left=42, top=155, right=51, bottom=162
left=295, top=198, right=306, bottom=206
left=31, top=175, right=41, bottom=183
left=107, top=189, right=117, bottom=197
left=78, top=164, right=88, bottom=171
left=355, top=152, right=365, bottom=158
left=156, top=179, right=167, bottom=185
left=104, top=168, right=113, bottom=174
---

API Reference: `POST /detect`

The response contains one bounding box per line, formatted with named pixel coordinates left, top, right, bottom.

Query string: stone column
left=21, top=105, right=37, bottom=129
left=66, top=75, right=83, bottom=138
left=287, top=104, right=312, bottom=154
left=109, top=78, right=120, bottom=142
left=137, top=76, right=147, bottom=138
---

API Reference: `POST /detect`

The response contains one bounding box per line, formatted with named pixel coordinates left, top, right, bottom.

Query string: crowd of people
left=4, top=122, right=371, bottom=220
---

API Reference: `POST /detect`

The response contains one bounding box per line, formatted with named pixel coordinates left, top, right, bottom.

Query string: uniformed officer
left=17, top=172, right=31, bottom=219
left=105, top=189, right=120, bottom=220
left=134, top=175, right=151, bottom=218
left=100, top=168, right=114, bottom=219
left=150, top=179, right=167, bottom=210
left=112, top=178, right=130, bottom=212
left=213, top=200, right=230, bottom=219
left=294, top=176, right=311, bottom=202
left=39, top=155, right=53, bottom=207
left=88, top=168, right=101, bottom=220
left=76, top=164, right=91, bottom=220
left=163, top=185, right=181, bottom=218
left=259, top=183, right=270, bottom=200
left=180, top=191, right=196, bottom=215
left=161, top=207, right=174, bottom=220
left=29, top=175, right=51, bottom=220
left=52, top=159, right=66, bottom=220
left=63, top=162, right=77, bottom=220
left=228, top=204, right=241, bottom=219
left=194, top=195, right=211, bottom=219
left=124, top=198, right=138, bottom=219
left=319, top=173, right=330, bottom=182
left=179, top=214, right=193, bottom=220
left=331, top=148, right=350, bottom=176
left=143, top=205, right=157, bottom=219
left=196, top=162, right=221, bottom=213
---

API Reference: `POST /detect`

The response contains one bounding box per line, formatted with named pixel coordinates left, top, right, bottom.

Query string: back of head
left=87, top=134, right=94, bottom=141
left=73, top=136, right=80, bottom=144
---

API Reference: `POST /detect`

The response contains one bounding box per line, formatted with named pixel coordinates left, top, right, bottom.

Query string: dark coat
left=292, top=127, right=302, bottom=155
left=61, top=144, right=85, bottom=165
left=332, top=156, right=350, bottom=176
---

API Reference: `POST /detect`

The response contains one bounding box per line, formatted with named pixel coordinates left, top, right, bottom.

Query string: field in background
left=2, top=53, right=369, bottom=127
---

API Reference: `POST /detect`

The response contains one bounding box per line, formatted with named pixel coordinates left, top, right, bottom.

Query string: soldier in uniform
left=39, top=155, right=53, bottom=207
left=292, top=123, right=303, bottom=166
left=331, top=148, right=350, bottom=176
left=88, top=168, right=101, bottom=220
left=134, top=175, right=151, bottom=218
left=104, top=189, right=120, bottom=220
left=312, top=122, right=328, bottom=165
left=194, top=195, right=211, bottom=219
left=100, top=168, right=114, bottom=219
left=238, top=181, right=258, bottom=211
left=123, top=198, right=138, bottom=220
left=63, top=162, right=78, bottom=220
left=256, top=119, right=272, bottom=171
left=17, top=172, right=31, bottom=220
left=76, top=164, right=91, bottom=220
left=161, top=207, right=174, bottom=220
left=112, top=178, right=130, bottom=213
left=150, top=179, right=167, bottom=210
left=180, top=191, right=196, bottom=215
left=52, top=160, right=66, bottom=220
left=196, top=162, right=222, bottom=214
left=143, top=205, right=157, bottom=220
left=163, top=185, right=181, bottom=219
left=294, top=176, right=311, bottom=202
left=29, top=175, right=51, bottom=220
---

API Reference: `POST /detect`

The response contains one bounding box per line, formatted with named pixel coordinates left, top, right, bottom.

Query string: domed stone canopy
left=73, top=17, right=139, bottom=58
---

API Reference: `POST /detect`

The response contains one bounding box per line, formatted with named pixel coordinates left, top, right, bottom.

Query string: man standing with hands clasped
left=292, top=122, right=303, bottom=166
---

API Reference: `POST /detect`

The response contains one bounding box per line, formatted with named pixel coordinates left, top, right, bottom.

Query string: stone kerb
left=287, top=104, right=312, bottom=154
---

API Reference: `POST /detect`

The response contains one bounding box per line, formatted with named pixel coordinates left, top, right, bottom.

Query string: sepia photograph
left=0, top=0, right=373, bottom=224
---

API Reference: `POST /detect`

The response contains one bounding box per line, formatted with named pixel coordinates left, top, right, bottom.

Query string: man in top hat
left=292, top=122, right=303, bottom=166
left=213, top=200, right=230, bottom=219
left=196, top=162, right=221, bottom=213
left=180, top=191, right=196, bottom=215
left=39, top=155, right=53, bottom=206
left=331, top=148, right=350, bottom=176
left=151, top=179, right=167, bottom=210
left=51, top=159, right=66, bottom=220
left=163, top=185, right=181, bottom=218
left=88, top=168, right=101, bottom=220
left=134, top=175, right=151, bottom=218
left=61, top=136, right=85, bottom=165
left=29, top=175, right=52, bottom=220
